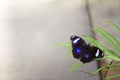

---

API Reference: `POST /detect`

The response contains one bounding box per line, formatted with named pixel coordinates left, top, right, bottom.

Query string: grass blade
left=55, top=43, right=72, bottom=56
left=106, top=56, right=120, bottom=62
left=70, top=61, right=83, bottom=73
left=103, top=67, right=120, bottom=72
left=91, top=66, right=106, bottom=76
left=107, top=20, right=120, bottom=32
left=91, top=63, right=120, bottom=76
left=83, top=35, right=106, bottom=50
left=94, top=56, right=111, bottom=61
left=93, top=27, right=120, bottom=54
left=104, top=74, right=120, bottom=80
left=96, top=27, right=120, bottom=49
left=83, top=35, right=117, bottom=56
left=55, top=43, right=71, bottom=48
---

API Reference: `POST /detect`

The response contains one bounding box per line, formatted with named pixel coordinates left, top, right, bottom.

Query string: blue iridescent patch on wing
left=80, top=53, right=93, bottom=63
left=75, top=47, right=82, bottom=55
left=84, top=54, right=90, bottom=59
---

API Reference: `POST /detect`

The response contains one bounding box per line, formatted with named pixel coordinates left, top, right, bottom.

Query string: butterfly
left=70, top=35, right=104, bottom=63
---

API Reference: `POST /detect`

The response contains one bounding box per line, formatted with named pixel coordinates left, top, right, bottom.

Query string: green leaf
left=67, top=52, right=72, bottom=58
left=83, top=35, right=98, bottom=46
left=104, top=74, right=120, bottom=80
left=55, top=43, right=73, bottom=57
left=93, top=27, right=120, bottom=54
left=107, top=20, right=120, bottom=32
left=91, top=66, right=106, bottom=76
left=94, top=56, right=110, bottom=61
left=70, top=61, right=83, bottom=73
left=55, top=43, right=71, bottom=48
left=96, top=27, right=120, bottom=49
left=91, top=63, right=120, bottom=76
left=94, top=50, right=120, bottom=62
left=106, top=56, right=120, bottom=62
left=83, top=35, right=106, bottom=50
left=106, top=49, right=117, bottom=56
left=103, top=67, right=120, bottom=72
left=83, top=35, right=118, bottom=57
left=105, top=49, right=120, bottom=61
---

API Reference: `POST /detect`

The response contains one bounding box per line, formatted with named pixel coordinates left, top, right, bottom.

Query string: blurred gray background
left=1, top=0, right=120, bottom=80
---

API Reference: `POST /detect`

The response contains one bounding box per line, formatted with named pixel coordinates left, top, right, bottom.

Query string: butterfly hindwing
left=90, top=46, right=104, bottom=58
left=80, top=45, right=94, bottom=63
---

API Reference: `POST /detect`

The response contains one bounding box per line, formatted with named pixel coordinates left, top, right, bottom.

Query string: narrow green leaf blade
left=107, top=20, right=120, bottom=32
left=104, top=74, right=120, bottom=80
left=93, top=27, right=120, bottom=54
left=55, top=43, right=73, bottom=57
left=94, top=56, right=110, bottom=61
left=83, top=35, right=98, bottom=46
left=55, top=43, right=71, bottom=48
left=70, top=61, right=83, bottom=73
left=91, top=63, right=120, bottom=76
left=106, top=56, right=120, bottom=62
left=97, top=27, right=120, bottom=49
left=83, top=35, right=117, bottom=57
left=91, top=66, right=106, bottom=76
left=103, top=67, right=120, bottom=72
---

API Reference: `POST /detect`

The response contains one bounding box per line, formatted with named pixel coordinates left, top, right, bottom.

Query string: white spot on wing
left=73, top=38, right=80, bottom=44
left=95, top=49, right=100, bottom=57
left=71, top=35, right=75, bottom=38
left=102, top=53, right=104, bottom=56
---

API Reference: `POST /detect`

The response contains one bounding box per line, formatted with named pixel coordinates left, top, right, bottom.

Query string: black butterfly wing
left=72, top=45, right=85, bottom=59
left=80, top=46, right=104, bottom=63
left=80, top=45, right=94, bottom=63
left=80, top=53, right=93, bottom=63
left=70, top=35, right=86, bottom=47
left=70, top=35, right=87, bottom=59
left=90, top=46, right=104, bottom=58
left=70, top=35, right=104, bottom=63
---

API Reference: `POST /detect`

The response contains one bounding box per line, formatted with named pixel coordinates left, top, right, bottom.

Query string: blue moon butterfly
left=70, top=35, right=104, bottom=63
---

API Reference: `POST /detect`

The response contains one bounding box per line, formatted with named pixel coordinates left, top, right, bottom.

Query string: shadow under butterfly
left=70, top=35, right=104, bottom=63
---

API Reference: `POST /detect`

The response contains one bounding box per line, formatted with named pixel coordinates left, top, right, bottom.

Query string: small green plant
left=57, top=21, right=120, bottom=80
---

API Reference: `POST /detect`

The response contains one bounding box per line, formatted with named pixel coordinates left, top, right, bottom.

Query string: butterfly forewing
left=71, top=35, right=86, bottom=47
left=71, top=35, right=87, bottom=59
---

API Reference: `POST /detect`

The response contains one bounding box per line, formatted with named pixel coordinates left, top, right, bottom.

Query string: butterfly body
left=70, top=35, right=104, bottom=63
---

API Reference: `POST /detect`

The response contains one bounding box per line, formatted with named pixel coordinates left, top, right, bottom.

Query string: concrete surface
left=0, top=0, right=99, bottom=80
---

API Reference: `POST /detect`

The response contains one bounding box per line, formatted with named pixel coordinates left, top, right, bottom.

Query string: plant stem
left=103, top=60, right=114, bottom=78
